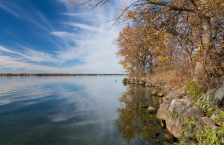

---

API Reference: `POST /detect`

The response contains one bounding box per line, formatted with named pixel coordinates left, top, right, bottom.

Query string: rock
left=138, top=80, right=145, bottom=85
left=145, top=82, right=151, bottom=86
left=156, top=87, right=221, bottom=140
left=162, top=87, right=172, bottom=96
left=133, top=78, right=138, bottom=84
left=165, top=99, right=204, bottom=138
left=210, top=110, right=224, bottom=126
left=206, top=84, right=224, bottom=109
left=162, top=87, right=185, bottom=103
left=142, top=78, right=147, bottom=83
left=122, top=78, right=128, bottom=83
left=158, top=98, right=163, bottom=104
left=147, top=106, right=156, bottom=112
left=158, top=92, right=164, bottom=97
left=151, top=80, right=156, bottom=86
left=156, top=88, right=184, bottom=120
left=160, top=119, right=166, bottom=128
left=200, top=117, right=216, bottom=127
left=152, top=90, right=157, bottom=95
left=156, top=102, right=170, bottom=120
left=165, top=133, right=174, bottom=140
left=122, top=82, right=127, bottom=86
left=129, top=79, right=134, bottom=84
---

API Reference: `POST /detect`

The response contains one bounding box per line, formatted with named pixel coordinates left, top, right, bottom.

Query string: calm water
left=0, top=76, right=170, bottom=145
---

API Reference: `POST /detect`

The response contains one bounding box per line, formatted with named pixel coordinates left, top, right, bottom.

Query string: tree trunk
left=193, top=15, right=212, bottom=81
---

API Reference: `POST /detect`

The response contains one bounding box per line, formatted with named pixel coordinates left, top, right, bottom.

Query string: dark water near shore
left=0, top=76, right=170, bottom=145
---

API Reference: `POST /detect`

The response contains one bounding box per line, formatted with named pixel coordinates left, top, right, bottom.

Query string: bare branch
left=146, top=0, right=195, bottom=12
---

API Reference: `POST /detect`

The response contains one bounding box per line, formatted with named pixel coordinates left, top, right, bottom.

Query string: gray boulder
left=134, top=78, right=139, bottom=84
left=128, top=78, right=134, bottom=84
left=162, top=87, right=185, bottom=103
left=200, top=117, right=216, bottom=127
left=145, top=81, right=152, bottom=87
left=147, top=106, right=156, bottom=112
left=122, top=78, right=127, bottom=83
left=210, top=109, right=224, bottom=126
left=206, top=84, right=224, bottom=109
left=138, top=79, right=145, bottom=85
left=157, top=88, right=185, bottom=120
left=158, top=92, right=164, bottom=97
left=165, top=99, right=204, bottom=138
left=156, top=102, right=170, bottom=120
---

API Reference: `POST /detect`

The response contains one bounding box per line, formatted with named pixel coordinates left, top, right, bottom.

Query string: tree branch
left=146, top=0, right=195, bottom=12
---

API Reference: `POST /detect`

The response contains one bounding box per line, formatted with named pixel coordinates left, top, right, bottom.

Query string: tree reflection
left=115, top=85, right=166, bottom=145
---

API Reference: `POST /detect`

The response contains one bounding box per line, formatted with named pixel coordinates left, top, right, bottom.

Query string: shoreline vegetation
left=0, top=73, right=127, bottom=76
left=122, top=73, right=224, bottom=145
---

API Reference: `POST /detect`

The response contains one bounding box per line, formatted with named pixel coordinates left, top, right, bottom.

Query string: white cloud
left=65, top=23, right=103, bottom=32
left=61, top=13, right=86, bottom=16
left=18, top=48, right=57, bottom=63
left=0, top=1, right=125, bottom=73
left=0, top=46, right=15, bottom=53
left=51, top=31, right=77, bottom=40
left=0, top=45, right=57, bottom=63
left=0, top=55, right=57, bottom=71
left=0, top=1, right=53, bottom=31
left=52, top=2, right=124, bottom=73
left=0, top=1, right=22, bottom=18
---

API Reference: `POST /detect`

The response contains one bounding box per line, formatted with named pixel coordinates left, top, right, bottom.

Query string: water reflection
left=0, top=76, right=126, bottom=145
left=115, top=84, right=169, bottom=145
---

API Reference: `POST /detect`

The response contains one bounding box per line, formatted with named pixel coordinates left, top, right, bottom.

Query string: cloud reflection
left=0, top=76, right=126, bottom=144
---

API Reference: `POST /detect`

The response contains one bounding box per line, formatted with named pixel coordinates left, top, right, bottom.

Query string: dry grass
left=149, top=69, right=187, bottom=88
left=150, top=69, right=177, bottom=81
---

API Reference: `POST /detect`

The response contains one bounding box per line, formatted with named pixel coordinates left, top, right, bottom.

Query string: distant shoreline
left=0, top=73, right=127, bottom=76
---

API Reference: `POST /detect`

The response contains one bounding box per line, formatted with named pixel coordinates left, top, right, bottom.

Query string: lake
left=0, top=76, right=170, bottom=145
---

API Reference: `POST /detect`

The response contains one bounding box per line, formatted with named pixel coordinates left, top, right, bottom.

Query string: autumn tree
left=72, top=0, right=224, bottom=86
left=115, top=22, right=167, bottom=77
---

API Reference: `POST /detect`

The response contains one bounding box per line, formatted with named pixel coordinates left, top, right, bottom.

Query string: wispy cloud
left=0, top=55, right=60, bottom=72
left=0, top=45, right=57, bottom=63
left=64, top=23, right=103, bottom=32
left=0, top=0, right=124, bottom=73
left=37, top=11, right=54, bottom=31
left=0, top=1, right=22, bottom=18
left=61, top=13, right=83, bottom=16
left=51, top=31, right=77, bottom=40
left=19, top=48, right=57, bottom=63
left=0, top=46, right=14, bottom=53
left=0, top=1, right=53, bottom=31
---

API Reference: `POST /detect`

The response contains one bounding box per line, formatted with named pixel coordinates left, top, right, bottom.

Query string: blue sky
left=0, top=0, right=124, bottom=73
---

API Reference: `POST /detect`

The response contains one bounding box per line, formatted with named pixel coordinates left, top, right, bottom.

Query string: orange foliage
left=115, top=20, right=168, bottom=77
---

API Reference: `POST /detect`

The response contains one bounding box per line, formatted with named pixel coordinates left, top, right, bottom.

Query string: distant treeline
left=0, top=73, right=127, bottom=76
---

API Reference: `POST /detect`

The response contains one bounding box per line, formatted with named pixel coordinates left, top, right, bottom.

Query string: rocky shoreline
left=123, top=77, right=166, bottom=88
left=123, top=77, right=224, bottom=144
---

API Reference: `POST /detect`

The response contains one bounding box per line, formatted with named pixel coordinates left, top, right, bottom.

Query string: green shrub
left=185, top=81, right=206, bottom=101
left=174, top=118, right=224, bottom=145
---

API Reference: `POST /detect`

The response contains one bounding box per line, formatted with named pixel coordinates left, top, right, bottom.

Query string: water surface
left=0, top=76, right=170, bottom=145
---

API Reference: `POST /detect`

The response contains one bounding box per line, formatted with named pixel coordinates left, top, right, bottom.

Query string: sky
left=0, top=0, right=125, bottom=73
